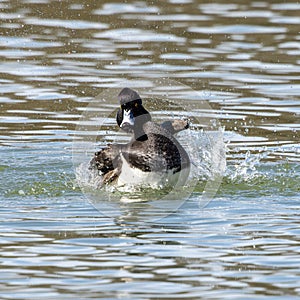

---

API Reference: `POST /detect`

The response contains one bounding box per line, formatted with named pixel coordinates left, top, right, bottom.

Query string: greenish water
left=1, top=0, right=300, bottom=299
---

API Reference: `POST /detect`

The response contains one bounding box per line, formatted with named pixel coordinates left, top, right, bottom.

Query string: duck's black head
left=116, top=88, right=151, bottom=140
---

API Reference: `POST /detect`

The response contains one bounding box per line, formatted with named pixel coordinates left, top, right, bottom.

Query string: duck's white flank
left=116, top=153, right=190, bottom=188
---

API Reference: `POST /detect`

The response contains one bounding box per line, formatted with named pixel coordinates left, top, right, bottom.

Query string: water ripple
left=0, top=0, right=299, bottom=298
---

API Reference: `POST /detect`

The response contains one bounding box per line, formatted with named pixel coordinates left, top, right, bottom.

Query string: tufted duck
left=90, top=88, right=190, bottom=187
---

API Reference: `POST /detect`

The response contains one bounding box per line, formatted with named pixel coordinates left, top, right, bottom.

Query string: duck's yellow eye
left=135, top=102, right=138, bottom=107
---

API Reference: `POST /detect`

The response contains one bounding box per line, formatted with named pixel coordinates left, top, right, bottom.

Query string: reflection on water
left=0, top=0, right=300, bottom=299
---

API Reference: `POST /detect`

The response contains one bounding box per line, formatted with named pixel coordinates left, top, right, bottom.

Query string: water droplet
left=18, top=190, right=25, bottom=195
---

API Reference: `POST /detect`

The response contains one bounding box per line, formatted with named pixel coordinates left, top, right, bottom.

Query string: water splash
left=221, top=147, right=300, bottom=198
left=227, top=150, right=268, bottom=183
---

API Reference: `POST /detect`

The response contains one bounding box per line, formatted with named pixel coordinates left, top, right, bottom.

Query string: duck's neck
left=134, top=126, right=148, bottom=141
left=133, top=111, right=151, bottom=141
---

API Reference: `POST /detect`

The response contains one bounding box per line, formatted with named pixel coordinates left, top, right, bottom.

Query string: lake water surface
left=0, top=0, right=300, bottom=299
